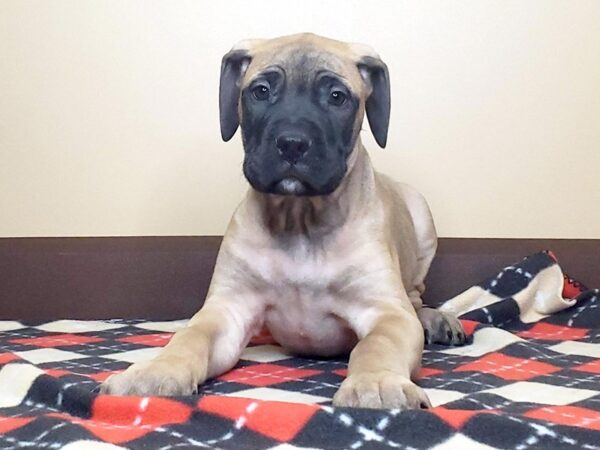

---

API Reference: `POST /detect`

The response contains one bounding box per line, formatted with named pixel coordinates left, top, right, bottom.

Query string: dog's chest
left=244, top=240, right=360, bottom=355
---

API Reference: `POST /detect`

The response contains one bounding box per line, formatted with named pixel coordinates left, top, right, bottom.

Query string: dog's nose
left=276, top=133, right=311, bottom=164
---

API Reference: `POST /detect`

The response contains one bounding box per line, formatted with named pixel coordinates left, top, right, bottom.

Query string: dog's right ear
left=219, top=49, right=252, bottom=141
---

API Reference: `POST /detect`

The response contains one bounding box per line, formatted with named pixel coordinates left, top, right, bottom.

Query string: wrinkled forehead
left=243, top=43, right=366, bottom=95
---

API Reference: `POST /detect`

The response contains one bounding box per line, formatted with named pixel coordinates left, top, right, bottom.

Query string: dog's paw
left=100, top=356, right=201, bottom=396
left=332, top=371, right=431, bottom=410
left=417, top=307, right=466, bottom=346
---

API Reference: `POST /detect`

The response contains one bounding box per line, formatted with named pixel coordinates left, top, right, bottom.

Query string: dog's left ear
left=219, top=48, right=252, bottom=141
left=357, top=56, right=391, bottom=148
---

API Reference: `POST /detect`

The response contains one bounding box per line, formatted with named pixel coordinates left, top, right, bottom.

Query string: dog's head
left=219, top=33, right=390, bottom=196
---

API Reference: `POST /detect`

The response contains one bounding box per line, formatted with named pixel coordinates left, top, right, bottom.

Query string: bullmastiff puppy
left=102, top=33, right=465, bottom=409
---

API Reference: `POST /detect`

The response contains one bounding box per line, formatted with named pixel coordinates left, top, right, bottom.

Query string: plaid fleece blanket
left=0, top=251, right=598, bottom=449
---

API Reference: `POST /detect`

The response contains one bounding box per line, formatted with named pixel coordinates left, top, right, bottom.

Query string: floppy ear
left=357, top=56, right=391, bottom=148
left=219, top=49, right=252, bottom=141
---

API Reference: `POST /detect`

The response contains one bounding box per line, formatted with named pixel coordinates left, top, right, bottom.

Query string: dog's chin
left=273, top=177, right=307, bottom=195
left=265, top=176, right=342, bottom=197
left=247, top=175, right=338, bottom=197
left=244, top=162, right=346, bottom=197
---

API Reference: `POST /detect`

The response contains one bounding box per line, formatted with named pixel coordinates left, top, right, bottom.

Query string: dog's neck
left=251, top=139, right=376, bottom=240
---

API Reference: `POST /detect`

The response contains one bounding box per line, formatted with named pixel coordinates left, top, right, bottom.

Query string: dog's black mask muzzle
left=240, top=82, right=359, bottom=196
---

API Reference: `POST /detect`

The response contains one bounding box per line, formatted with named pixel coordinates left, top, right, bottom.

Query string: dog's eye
left=329, top=90, right=347, bottom=106
left=252, top=84, right=270, bottom=100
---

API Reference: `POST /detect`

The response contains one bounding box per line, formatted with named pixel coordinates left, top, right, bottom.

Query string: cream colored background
left=1, top=0, right=599, bottom=238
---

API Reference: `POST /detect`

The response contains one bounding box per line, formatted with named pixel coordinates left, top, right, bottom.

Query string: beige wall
left=1, top=0, right=599, bottom=238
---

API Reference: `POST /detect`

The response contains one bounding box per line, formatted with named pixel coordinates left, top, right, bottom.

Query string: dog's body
left=214, top=147, right=434, bottom=360
left=102, top=33, right=464, bottom=409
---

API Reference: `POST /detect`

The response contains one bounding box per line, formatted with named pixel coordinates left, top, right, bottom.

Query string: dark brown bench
left=1, top=237, right=597, bottom=321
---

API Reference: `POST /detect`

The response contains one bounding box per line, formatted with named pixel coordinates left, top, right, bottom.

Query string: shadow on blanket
left=0, top=251, right=598, bottom=449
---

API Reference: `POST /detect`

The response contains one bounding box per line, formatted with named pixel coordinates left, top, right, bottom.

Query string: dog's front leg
left=101, top=297, right=262, bottom=396
left=333, top=305, right=431, bottom=409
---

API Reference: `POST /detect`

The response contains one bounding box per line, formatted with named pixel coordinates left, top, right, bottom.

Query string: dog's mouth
left=268, top=162, right=314, bottom=196
left=244, top=157, right=346, bottom=197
